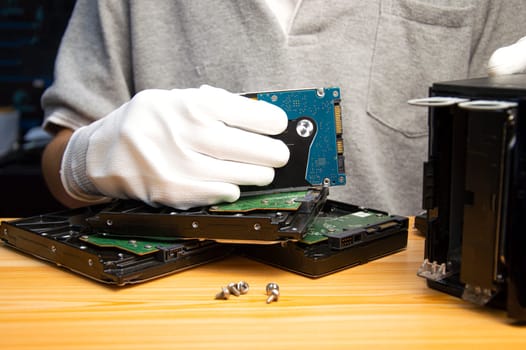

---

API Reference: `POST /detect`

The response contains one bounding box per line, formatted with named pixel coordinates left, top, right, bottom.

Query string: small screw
left=215, top=286, right=230, bottom=300
left=237, top=281, right=249, bottom=295
left=266, top=283, right=280, bottom=304
left=227, top=282, right=241, bottom=296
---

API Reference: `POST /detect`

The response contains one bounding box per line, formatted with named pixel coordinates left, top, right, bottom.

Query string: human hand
left=60, top=85, right=290, bottom=209
left=487, top=36, right=526, bottom=76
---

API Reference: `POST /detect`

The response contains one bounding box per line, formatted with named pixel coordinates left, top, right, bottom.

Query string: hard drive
left=0, top=207, right=232, bottom=285
left=241, top=200, right=409, bottom=277
left=86, top=187, right=329, bottom=243
left=0, top=87, right=409, bottom=283
left=242, top=87, right=346, bottom=191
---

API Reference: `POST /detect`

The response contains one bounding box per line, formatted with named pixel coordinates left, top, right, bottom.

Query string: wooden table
left=1, top=218, right=524, bottom=350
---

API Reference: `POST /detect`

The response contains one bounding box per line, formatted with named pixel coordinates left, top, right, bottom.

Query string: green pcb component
left=300, top=211, right=392, bottom=245
left=80, top=234, right=179, bottom=256
left=208, top=191, right=309, bottom=213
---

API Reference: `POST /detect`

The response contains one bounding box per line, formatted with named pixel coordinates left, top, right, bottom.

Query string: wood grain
left=1, top=219, right=525, bottom=350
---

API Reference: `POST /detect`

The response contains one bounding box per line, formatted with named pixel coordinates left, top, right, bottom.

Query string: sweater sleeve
left=41, top=0, right=133, bottom=132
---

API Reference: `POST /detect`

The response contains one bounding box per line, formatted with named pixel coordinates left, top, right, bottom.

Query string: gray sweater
left=41, top=0, right=526, bottom=215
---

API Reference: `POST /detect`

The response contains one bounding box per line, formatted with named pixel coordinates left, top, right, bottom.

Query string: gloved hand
left=61, top=85, right=290, bottom=209
left=487, top=36, right=526, bottom=76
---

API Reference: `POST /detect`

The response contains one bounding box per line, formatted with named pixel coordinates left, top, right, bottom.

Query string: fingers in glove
left=148, top=180, right=241, bottom=210
left=182, top=85, right=289, bottom=135
left=88, top=140, right=277, bottom=207
left=187, top=120, right=290, bottom=168
left=180, top=150, right=278, bottom=186
left=488, top=36, right=526, bottom=76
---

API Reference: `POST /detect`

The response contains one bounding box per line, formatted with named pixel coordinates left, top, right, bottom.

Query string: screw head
left=215, top=286, right=230, bottom=300
left=266, top=282, right=279, bottom=294
left=237, top=281, right=249, bottom=295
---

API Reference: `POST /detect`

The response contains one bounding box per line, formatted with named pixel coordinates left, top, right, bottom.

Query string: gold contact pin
left=334, top=104, right=343, bottom=135
left=337, top=139, right=344, bottom=154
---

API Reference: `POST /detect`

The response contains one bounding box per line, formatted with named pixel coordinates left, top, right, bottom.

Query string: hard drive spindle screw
left=266, top=283, right=280, bottom=304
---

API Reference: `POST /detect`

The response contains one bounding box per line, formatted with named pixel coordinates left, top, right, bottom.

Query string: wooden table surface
left=1, top=218, right=525, bottom=350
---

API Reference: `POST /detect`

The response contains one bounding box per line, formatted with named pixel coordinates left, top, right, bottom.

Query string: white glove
left=487, top=36, right=526, bottom=76
left=61, top=85, right=290, bottom=209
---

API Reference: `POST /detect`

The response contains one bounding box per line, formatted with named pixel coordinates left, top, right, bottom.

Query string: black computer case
left=416, top=74, right=526, bottom=320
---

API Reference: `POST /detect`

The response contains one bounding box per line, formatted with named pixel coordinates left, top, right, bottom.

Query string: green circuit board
left=244, top=87, right=346, bottom=188
left=208, top=190, right=309, bottom=213
left=80, top=235, right=179, bottom=255
left=299, top=210, right=392, bottom=245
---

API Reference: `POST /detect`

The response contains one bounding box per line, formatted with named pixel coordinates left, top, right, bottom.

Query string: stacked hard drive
left=0, top=88, right=408, bottom=285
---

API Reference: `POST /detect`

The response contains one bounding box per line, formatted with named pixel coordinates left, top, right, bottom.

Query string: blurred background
left=0, top=0, right=74, bottom=216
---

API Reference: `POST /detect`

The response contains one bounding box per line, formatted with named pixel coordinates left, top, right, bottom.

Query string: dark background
left=0, top=0, right=75, bottom=216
